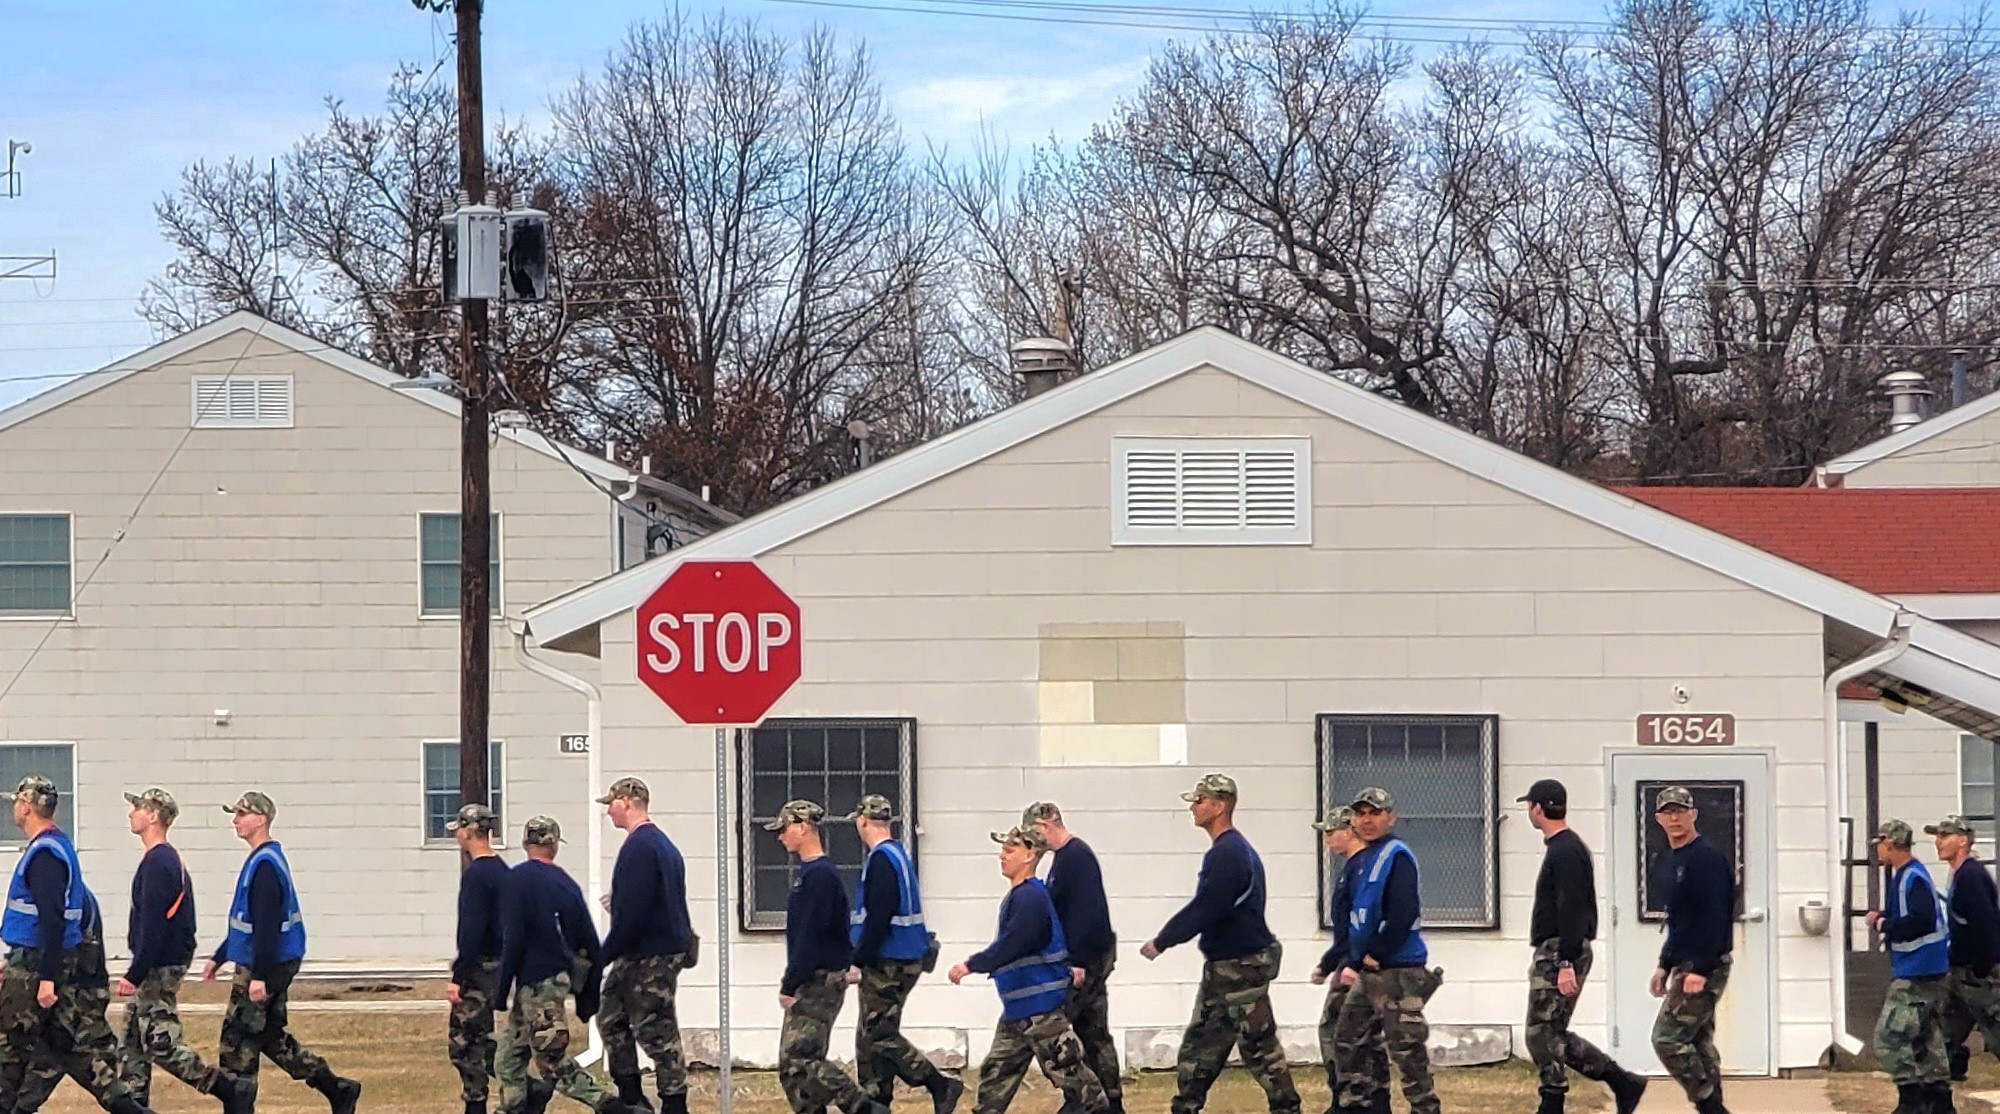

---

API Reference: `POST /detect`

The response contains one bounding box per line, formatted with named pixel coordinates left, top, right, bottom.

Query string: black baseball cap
left=1516, top=778, right=1567, bottom=809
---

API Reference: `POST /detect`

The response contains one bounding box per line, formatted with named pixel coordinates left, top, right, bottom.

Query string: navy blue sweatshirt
left=966, top=878, right=1057, bottom=974
left=126, top=842, right=196, bottom=983
left=851, top=844, right=905, bottom=966
left=1951, top=857, right=2000, bottom=971
left=26, top=849, right=70, bottom=979
left=1319, top=853, right=1365, bottom=974
left=1362, top=853, right=1422, bottom=968
left=453, top=854, right=509, bottom=984
left=603, top=823, right=693, bottom=962
left=1047, top=837, right=1114, bottom=965
left=781, top=856, right=852, bottom=996
left=1152, top=828, right=1275, bottom=960
left=1659, top=836, right=1734, bottom=976
left=497, top=858, right=602, bottom=1009
left=209, top=860, right=287, bottom=981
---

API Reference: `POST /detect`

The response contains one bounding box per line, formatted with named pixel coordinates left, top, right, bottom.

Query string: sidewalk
left=1635, top=1078, right=1834, bottom=1113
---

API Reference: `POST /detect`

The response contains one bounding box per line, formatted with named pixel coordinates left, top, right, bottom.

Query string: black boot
left=105, top=1099, right=158, bottom=1114
left=656, top=1091, right=688, bottom=1114
left=1952, top=1044, right=1972, bottom=1082
left=1887, top=1084, right=1922, bottom=1114
left=846, top=1102, right=894, bottom=1114
left=1534, top=1087, right=1565, bottom=1114
left=1932, top=1081, right=1960, bottom=1114
left=466, top=1102, right=489, bottom=1114
left=525, top=1080, right=557, bottom=1114
left=308, top=1069, right=362, bottom=1114
left=612, top=1074, right=654, bottom=1112
left=210, top=1073, right=258, bottom=1114
left=928, top=1074, right=966, bottom=1114
left=1606, top=1069, right=1648, bottom=1114
left=1694, top=1094, right=1731, bottom=1114
left=1369, top=1089, right=1391, bottom=1114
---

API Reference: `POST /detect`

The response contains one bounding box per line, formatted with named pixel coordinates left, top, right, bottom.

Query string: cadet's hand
left=1140, top=940, right=1161, bottom=961
left=1362, top=956, right=1381, bottom=971
left=779, top=994, right=796, bottom=1010
left=948, top=963, right=970, bottom=986
left=1071, top=966, right=1086, bottom=988
left=447, top=982, right=463, bottom=1006
left=1682, top=972, right=1707, bottom=995
left=36, top=980, right=55, bottom=1009
left=845, top=966, right=862, bottom=985
left=1867, top=910, right=1883, bottom=930
left=1556, top=967, right=1579, bottom=998
left=202, top=960, right=221, bottom=982
left=1338, top=967, right=1359, bottom=988
left=1649, top=969, right=1668, bottom=998
left=249, top=979, right=269, bottom=1004
left=1310, top=967, right=1326, bottom=986
left=116, top=977, right=138, bottom=998
left=600, top=892, right=613, bottom=912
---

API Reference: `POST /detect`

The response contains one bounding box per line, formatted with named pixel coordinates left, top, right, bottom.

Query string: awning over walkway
left=1832, top=619, right=2000, bottom=740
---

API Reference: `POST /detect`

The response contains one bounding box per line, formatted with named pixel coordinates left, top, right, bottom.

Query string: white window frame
left=1110, top=436, right=1312, bottom=546
left=0, top=742, right=77, bottom=848
left=190, top=375, right=294, bottom=429
left=418, top=512, right=504, bottom=619
left=0, top=512, right=74, bottom=620
left=420, top=738, right=506, bottom=848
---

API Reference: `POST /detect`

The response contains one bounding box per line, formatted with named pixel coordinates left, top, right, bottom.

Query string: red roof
left=1613, top=486, right=2000, bottom=595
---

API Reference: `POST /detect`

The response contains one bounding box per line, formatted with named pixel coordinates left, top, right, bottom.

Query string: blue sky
left=0, top=0, right=1966, bottom=410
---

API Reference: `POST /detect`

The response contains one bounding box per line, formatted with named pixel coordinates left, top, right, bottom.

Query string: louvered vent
left=191, top=376, right=293, bottom=428
left=1112, top=438, right=1311, bottom=545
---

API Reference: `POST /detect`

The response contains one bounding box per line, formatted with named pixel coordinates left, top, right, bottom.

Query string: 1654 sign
left=1637, top=713, right=1735, bottom=747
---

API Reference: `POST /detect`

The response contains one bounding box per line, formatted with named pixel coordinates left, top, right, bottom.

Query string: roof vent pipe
left=1881, top=370, right=1934, bottom=434
left=1951, top=350, right=1971, bottom=410
left=1010, top=336, right=1073, bottom=398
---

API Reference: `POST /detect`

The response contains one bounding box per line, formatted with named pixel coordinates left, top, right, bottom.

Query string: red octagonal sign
left=637, top=560, right=801, bottom=725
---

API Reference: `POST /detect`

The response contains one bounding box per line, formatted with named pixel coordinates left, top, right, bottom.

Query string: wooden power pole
left=454, top=0, right=492, bottom=818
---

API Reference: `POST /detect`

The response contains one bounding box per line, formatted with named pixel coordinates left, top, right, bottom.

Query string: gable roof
left=1617, top=486, right=2000, bottom=595
left=1821, top=390, right=2000, bottom=479
left=0, top=310, right=731, bottom=523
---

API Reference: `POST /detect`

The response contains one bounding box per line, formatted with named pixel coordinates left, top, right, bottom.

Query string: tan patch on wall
left=1038, top=622, right=1187, bottom=764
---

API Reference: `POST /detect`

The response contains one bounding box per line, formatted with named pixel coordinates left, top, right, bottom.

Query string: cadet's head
left=845, top=794, right=895, bottom=842
left=448, top=803, right=499, bottom=851
left=1349, top=787, right=1396, bottom=842
left=1180, top=774, right=1238, bottom=829
left=222, top=791, right=276, bottom=843
left=125, top=788, right=178, bottom=837
left=1652, top=786, right=1697, bottom=844
left=1022, top=801, right=1069, bottom=849
left=1314, top=806, right=1358, bottom=855
left=1517, top=779, right=1567, bottom=833
left=1875, top=819, right=1916, bottom=866
left=1928, top=815, right=1976, bottom=864
left=596, top=777, right=650, bottom=831
left=12, top=776, right=57, bottom=833
left=521, top=815, right=564, bottom=861
left=765, top=799, right=827, bottom=856
left=991, top=825, right=1047, bottom=880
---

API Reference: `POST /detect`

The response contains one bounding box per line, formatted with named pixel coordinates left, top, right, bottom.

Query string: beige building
left=0, top=311, right=728, bottom=967
left=523, top=328, right=2000, bottom=1075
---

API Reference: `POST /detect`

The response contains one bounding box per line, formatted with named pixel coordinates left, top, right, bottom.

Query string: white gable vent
left=191, top=375, right=294, bottom=429
left=1112, top=437, right=1311, bottom=545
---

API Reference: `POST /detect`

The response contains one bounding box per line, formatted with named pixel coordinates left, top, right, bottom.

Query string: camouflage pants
left=1875, top=975, right=1949, bottom=1086
left=780, top=969, right=864, bottom=1114
left=601, top=952, right=687, bottom=1097
left=1651, top=959, right=1731, bottom=1104
left=1316, top=982, right=1385, bottom=1109
left=497, top=972, right=607, bottom=1112
left=451, top=958, right=501, bottom=1104
left=1524, top=942, right=1619, bottom=1093
left=0, top=943, right=135, bottom=1110
left=218, top=959, right=332, bottom=1085
left=1943, top=964, right=2000, bottom=1066
left=1171, top=944, right=1300, bottom=1114
left=120, top=964, right=222, bottom=1104
left=1332, top=966, right=1439, bottom=1114
left=1060, top=952, right=1122, bottom=1107
left=856, top=958, right=944, bottom=1102
left=977, top=1007, right=1106, bottom=1114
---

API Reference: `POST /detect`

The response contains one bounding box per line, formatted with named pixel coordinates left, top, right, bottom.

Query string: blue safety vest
left=1888, top=859, right=1949, bottom=979
left=850, top=839, right=929, bottom=961
left=1347, top=837, right=1428, bottom=967
left=992, top=879, right=1070, bottom=1021
left=223, top=842, right=307, bottom=967
left=0, top=828, right=86, bottom=951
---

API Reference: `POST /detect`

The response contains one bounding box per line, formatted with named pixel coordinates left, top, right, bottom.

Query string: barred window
left=1317, top=714, right=1499, bottom=929
left=738, top=718, right=915, bottom=931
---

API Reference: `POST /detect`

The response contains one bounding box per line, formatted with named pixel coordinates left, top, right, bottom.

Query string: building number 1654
left=1636, top=713, right=1736, bottom=747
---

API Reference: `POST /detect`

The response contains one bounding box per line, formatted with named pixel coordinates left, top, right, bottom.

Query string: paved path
left=1633, top=1077, right=1834, bottom=1113
left=179, top=999, right=444, bottom=1014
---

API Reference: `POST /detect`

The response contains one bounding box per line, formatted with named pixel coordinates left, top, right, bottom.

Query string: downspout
left=1824, top=609, right=1913, bottom=1054
left=511, top=620, right=607, bottom=1065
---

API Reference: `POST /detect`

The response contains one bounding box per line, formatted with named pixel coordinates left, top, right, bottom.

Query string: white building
left=0, top=311, right=729, bottom=966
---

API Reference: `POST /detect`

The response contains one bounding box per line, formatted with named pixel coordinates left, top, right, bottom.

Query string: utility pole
left=455, top=0, right=492, bottom=821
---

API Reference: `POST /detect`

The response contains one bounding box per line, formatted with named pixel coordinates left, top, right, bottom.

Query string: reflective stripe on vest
left=1346, top=837, right=1428, bottom=968
left=1889, top=860, right=1950, bottom=979
left=0, top=829, right=87, bottom=951
left=849, top=840, right=929, bottom=960
left=991, top=880, right=1071, bottom=1021
left=223, top=842, right=307, bottom=967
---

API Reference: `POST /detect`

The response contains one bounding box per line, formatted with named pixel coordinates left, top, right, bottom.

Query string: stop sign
left=636, top=560, right=802, bottom=724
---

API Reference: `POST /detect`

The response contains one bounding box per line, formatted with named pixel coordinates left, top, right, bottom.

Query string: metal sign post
left=714, top=724, right=734, bottom=1114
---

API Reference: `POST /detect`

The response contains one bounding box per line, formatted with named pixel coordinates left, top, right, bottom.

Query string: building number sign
left=1636, top=713, right=1735, bottom=746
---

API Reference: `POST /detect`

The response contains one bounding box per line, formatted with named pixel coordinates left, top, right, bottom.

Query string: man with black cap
left=1518, top=779, right=1646, bottom=1114
left=1930, top=814, right=2000, bottom=1083
left=1329, top=787, right=1438, bottom=1114
left=597, top=777, right=695, bottom=1114
left=1649, top=786, right=1736, bottom=1114
left=1140, top=773, right=1300, bottom=1114
left=1871, top=819, right=1954, bottom=1114
left=1023, top=801, right=1121, bottom=1114
left=448, top=803, right=509, bottom=1114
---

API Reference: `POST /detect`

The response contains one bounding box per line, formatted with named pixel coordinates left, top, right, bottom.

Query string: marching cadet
left=1022, top=801, right=1123, bottom=1114
left=1648, top=786, right=1736, bottom=1114
left=598, top=778, right=696, bottom=1114
left=1310, top=806, right=1385, bottom=1114
left=1870, top=820, right=1954, bottom=1114
left=1929, top=815, right=2000, bottom=1085
left=1328, top=788, right=1439, bottom=1114
left=203, top=791, right=361, bottom=1114
left=948, top=825, right=1107, bottom=1114
left=1518, top=779, right=1646, bottom=1114
left=0, top=775, right=157, bottom=1114
left=767, top=800, right=888, bottom=1114
left=448, top=804, right=510, bottom=1114
left=846, top=793, right=964, bottom=1114
left=493, top=816, right=645, bottom=1114
left=1139, top=773, right=1300, bottom=1114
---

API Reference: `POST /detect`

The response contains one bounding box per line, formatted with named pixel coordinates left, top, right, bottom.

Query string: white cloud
left=894, top=58, right=1150, bottom=146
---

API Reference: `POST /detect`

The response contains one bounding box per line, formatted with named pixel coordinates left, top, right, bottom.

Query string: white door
left=1605, top=750, right=1774, bottom=1077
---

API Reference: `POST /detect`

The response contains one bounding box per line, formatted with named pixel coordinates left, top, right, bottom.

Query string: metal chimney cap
left=1010, top=336, right=1073, bottom=368
left=1880, top=369, right=1933, bottom=392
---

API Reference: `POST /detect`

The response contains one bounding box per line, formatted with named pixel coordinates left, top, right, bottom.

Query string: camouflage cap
left=1021, top=801, right=1062, bottom=826
left=221, top=791, right=276, bottom=819
left=123, top=788, right=179, bottom=824
left=843, top=794, right=895, bottom=821
left=1180, top=773, right=1238, bottom=802
left=1875, top=819, right=1915, bottom=847
left=12, top=776, right=57, bottom=813
left=521, top=815, right=564, bottom=846
left=1926, top=815, right=1976, bottom=838
left=1350, top=786, right=1395, bottom=812
left=990, top=825, right=1050, bottom=853
left=1313, top=805, right=1356, bottom=833
left=764, top=799, right=827, bottom=831
left=1653, top=785, right=1695, bottom=812
left=446, top=803, right=498, bottom=834
left=594, top=777, right=650, bottom=806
